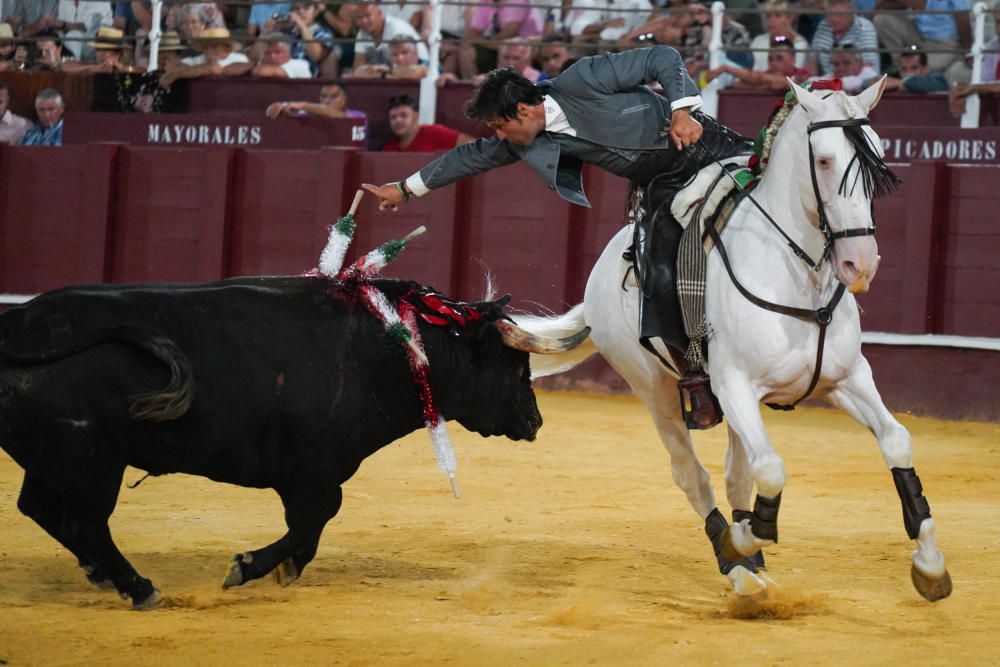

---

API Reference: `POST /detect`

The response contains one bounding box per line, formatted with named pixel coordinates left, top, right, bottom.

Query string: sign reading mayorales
left=64, top=112, right=367, bottom=149
left=147, top=123, right=264, bottom=145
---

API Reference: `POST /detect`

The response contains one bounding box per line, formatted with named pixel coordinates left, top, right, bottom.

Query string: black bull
left=0, top=276, right=584, bottom=609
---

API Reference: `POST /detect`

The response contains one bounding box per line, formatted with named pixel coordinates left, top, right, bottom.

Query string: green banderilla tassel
left=387, top=321, right=411, bottom=346
left=334, top=213, right=356, bottom=237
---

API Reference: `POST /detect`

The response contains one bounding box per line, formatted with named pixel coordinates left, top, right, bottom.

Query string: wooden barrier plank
left=110, top=146, right=233, bottom=283
left=228, top=147, right=356, bottom=276
left=0, top=144, right=115, bottom=293
left=352, top=153, right=459, bottom=295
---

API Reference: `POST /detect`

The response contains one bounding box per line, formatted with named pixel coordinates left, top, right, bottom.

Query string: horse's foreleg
left=827, top=357, right=952, bottom=601
left=725, top=427, right=767, bottom=572
left=714, top=373, right=786, bottom=561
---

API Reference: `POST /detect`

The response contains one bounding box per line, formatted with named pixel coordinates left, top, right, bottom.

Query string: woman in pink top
left=465, top=0, right=543, bottom=75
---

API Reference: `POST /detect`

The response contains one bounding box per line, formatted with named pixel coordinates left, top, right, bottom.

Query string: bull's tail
left=511, top=304, right=597, bottom=379
left=0, top=324, right=194, bottom=422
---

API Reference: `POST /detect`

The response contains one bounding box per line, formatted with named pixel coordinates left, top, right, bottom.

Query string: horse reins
left=708, top=116, right=884, bottom=409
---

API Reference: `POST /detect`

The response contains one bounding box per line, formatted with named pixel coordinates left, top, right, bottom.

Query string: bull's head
left=419, top=293, right=589, bottom=442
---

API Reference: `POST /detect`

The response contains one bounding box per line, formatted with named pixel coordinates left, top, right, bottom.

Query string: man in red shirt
left=381, top=94, right=473, bottom=152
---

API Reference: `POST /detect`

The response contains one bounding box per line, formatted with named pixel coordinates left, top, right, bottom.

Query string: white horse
left=516, top=79, right=952, bottom=601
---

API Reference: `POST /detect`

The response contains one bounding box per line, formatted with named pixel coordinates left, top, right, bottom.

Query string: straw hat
left=91, top=26, right=125, bottom=50
left=191, top=27, right=241, bottom=53
left=0, top=23, right=13, bottom=41
left=158, top=31, right=186, bottom=52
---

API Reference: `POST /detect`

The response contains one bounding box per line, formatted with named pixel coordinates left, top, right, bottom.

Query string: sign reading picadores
left=878, top=127, right=1000, bottom=163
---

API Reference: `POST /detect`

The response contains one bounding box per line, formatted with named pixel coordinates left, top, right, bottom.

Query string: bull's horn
left=496, top=320, right=591, bottom=354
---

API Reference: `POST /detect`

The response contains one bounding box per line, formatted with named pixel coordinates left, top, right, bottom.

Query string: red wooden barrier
left=351, top=152, right=461, bottom=295
left=0, top=143, right=116, bottom=292
left=110, top=146, right=233, bottom=283
left=228, top=147, right=357, bottom=276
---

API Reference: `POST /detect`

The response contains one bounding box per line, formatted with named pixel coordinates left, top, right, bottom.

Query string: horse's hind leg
left=827, top=357, right=951, bottom=601
left=16, top=473, right=115, bottom=590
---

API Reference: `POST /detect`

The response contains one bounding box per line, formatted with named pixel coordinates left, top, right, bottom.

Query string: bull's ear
left=495, top=294, right=512, bottom=307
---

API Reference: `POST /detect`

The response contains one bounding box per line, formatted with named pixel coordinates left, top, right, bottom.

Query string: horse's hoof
left=222, top=554, right=246, bottom=589
left=719, top=525, right=746, bottom=564
left=911, top=565, right=952, bottom=602
left=273, top=558, right=299, bottom=587
left=132, top=588, right=163, bottom=611
left=727, top=564, right=770, bottom=597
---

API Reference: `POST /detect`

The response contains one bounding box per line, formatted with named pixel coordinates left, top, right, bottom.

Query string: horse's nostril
left=843, top=261, right=857, bottom=276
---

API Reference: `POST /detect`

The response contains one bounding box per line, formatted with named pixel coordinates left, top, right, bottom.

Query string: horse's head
left=787, top=77, right=899, bottom=294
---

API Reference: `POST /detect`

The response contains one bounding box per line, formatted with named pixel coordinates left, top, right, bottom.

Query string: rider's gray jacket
left=404, top=46, right=702, bottom=208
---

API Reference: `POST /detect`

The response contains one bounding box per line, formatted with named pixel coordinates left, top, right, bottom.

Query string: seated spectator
left=825, top=42, right=878, bottom=91
left=55, top=0, right=113, bottom=61
left=437, top=0, right=476, bottom=79
left=381, top=94, right=473, bottom=151
left=321, top=2, right=359, bottom=74
left=32, top=30, right=99, bottom=72
left=950, top=81, right=1000, bottom=118
left=277, top=1, right=335, bottom=77
left=19, top=88, right=63, bottom=146
left=465, top=0, right=543, bottom=75
left=569, top=0, right=654, bottom=46
left=352, top=2, right=428, bottom=71
left=537, top=34, right=571, bottom=81
left=5, top=0, right=59, bottom=38
left=0, top=23, right=14, bottom=70
left=619, top=0, right=693, bottom=47
left=228, top=32, right=313, bottom=78
left=246, top=2, right=291, bottom=38
left=707, top=35, right=812, bottom=89
left=874, top=0, right=970, bottom=74
left=132, top=29, right=186, bottom=72
left=266, top=82, right=366, bottom=118
left=679, top=1, right=753, bottom=69
left=750, top=1, right=812, bottom=72
left=0, top=81, right=30, bottom=144
left=380, top=0, right=431, bottom=36
left=883, top=46, right=948, bottom=91
left=159, top=27, right=249, bottom=87
left=497, top=40, right=540, bottom=81
left=166, top=0, right=226, bottom=42
left=811, top=0, right=880, bottom=76
left=351, top=35, right=427, bottom=79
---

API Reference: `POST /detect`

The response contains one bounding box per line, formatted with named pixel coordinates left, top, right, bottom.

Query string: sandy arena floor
left=1, top=391, right=998, bottom=666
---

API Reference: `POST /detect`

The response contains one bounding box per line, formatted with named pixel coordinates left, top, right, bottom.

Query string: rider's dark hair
left=464, top=67, right=544, bottom=121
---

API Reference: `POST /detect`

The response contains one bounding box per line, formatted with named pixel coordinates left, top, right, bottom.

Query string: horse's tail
left=511, top=304, right=597, bottom=379
left=0, top=323, right=194, bottom=423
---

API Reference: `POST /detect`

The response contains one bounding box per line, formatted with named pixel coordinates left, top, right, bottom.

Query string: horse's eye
left=817, top=157, right=833, bottom=169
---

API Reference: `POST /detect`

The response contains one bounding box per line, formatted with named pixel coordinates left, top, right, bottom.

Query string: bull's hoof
left=82, top=565, right=115, bottom=591
left=911, top=565, right=952, bottom=602
left=719, top=525, right=746, bottom=564
left=222, top=554, right=247, bottom=589
left=273, top=558, right=299, bottom=587
left=132, top=588, right=163, bottom=611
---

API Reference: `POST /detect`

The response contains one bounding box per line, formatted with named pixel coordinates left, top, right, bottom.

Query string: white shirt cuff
left=671, top=95, right=703, bottom=113
left=405, top=172, right=429, bottom=197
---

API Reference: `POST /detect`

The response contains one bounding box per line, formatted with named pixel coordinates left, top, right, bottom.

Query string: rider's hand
left=361, top=182, right=405, bottom=211
left=670, top=108, right=703, bottom=151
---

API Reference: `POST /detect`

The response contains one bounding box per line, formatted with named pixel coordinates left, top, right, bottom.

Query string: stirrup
left=678, top=371, right=723, bottom=430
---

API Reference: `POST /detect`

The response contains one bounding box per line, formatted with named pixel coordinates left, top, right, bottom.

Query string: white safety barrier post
left=699, top=1, right=726, bottom=118
left=419, top=0, right=442, bottom=124
left=148, top=0, right=163, bottom=71
left=961, top=2, right=987, bottom=129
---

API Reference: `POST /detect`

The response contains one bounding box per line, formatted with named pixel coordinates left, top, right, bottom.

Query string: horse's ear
left=787, top=79, right=824, bottom=116
left=856, top=75, right=888, bottom=115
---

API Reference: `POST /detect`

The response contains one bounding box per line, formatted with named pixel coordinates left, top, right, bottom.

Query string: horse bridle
left=708, top=116, right=887, bottom=409
left=807, top=118, right=879, bottom=265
